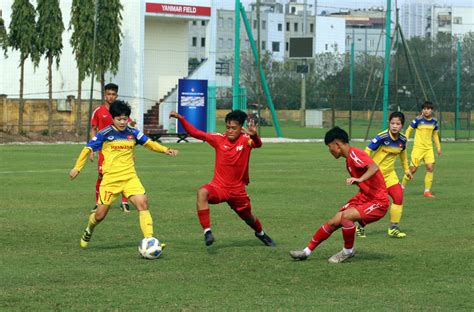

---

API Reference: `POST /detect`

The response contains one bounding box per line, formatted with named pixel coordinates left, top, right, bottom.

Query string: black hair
left=109, top=100, right=131, bottom=118
left=389, top=111, right=405, bottom=125
left=225, top=110, right=247, bottom=126
left=421, top=100, right=434, bottom=110
left=104, top=83, right=119, bottom=93
left=324, top=126, right=349, bottom=145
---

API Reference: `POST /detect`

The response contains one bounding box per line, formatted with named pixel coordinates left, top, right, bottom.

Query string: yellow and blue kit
left=73, top=125, right=170, bottom=205
left=365, top=130, right=409, bottom=188
left=405, top=115, right=441, bottom=166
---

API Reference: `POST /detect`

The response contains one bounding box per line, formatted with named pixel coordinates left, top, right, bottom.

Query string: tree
left=95, top=0, right=123, bottom=96
left=36, top=0, right=64, bottom=135
left=70, top=0, right=95, bottom=134
left=8, top=0, right=38, bottom=133
left=0, top=16, right=7, bottom=53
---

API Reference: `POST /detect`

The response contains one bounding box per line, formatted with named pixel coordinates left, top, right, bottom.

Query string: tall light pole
left=382, top=0, right=392, bottom=129
left=256, top=0, right=262, bottom=133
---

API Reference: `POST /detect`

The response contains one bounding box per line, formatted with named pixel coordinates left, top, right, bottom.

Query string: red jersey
left=346, top=147, right=389, bottom=203
left=91, top=103, right=113, bottom=131
left=178, top=116, right=262, bottom=188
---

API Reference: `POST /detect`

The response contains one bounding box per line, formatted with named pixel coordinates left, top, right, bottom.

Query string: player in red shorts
left=169, top=110, right=275, bottom=247
left=90, top=83, right=131, bottom=212
left=290, top=127, right=390, bottom=263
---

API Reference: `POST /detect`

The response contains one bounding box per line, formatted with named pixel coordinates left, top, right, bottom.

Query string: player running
left=169, top=110, right=276, bottom=247
left=290, top=127, right=389, bottom=263
left=401, top=101, right=441, bottom=197
left=358, top=112, right=413, bottom=239
left=70, top=101, right=178, bottom=248
left=90, top=83, right=132, bottom=212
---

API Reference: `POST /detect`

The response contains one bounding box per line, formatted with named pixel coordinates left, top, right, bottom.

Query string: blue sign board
left=178, top=79, right=208, bottom=133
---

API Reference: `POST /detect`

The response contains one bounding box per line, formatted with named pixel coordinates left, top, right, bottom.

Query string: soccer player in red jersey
left=169, top=110, right=276, bottom=247
left=90, top=83, right=131, bottom=212
left=290, top=127, right=390, bottom=263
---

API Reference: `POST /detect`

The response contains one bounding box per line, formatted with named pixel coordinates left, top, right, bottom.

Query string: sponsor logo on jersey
left=111, top=145, right=133, bottom=150
left=127, top=135, right=134, bottom=140
left=236, top=145, right=243, bottom=151
left=107, top=136, right=115, bottom=140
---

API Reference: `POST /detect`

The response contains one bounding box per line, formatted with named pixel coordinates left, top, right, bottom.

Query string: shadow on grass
left=204, top=238, right=276, bottom=254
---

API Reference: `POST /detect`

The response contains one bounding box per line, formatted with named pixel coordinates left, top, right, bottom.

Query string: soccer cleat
left=423, top=191, right=435, bottom=198
left=255, top=232, right=276, bottom=247
left=289, top=250, right=308, bottom=261
left=120, top=203, right=131, bottom=212
left=91, top=205, right=97, bottom=213
left=328, top=249, right=355, bottom=263
left=204, top=230, right=215, bottom=246
left=80, top=228, right=93, bottom=248
left=388, top=227, right=407, bottom=238
left=356, top=225, right=366, bottom=238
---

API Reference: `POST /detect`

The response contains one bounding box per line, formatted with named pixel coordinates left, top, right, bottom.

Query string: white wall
left=266, top=13, right=285, bottom=61
left=451, top=7, right=474, bottom=38
left=315, top=16, right=345, bottom=54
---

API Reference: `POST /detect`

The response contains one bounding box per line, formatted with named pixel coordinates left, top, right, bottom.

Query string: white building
left=401, top=0, right=433, bottom=38
left=0, top=0, right=217, bottom=132
left=431, top=6, right=474, bottom=39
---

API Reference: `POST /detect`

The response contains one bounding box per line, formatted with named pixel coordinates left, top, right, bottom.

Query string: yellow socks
left=87, top=212, right=99, bottom=231
left=424, top=171, right=433, bottom=191
left=390, top=204, right=403, bottom=224
left=139, top=210, right=154, bottom=238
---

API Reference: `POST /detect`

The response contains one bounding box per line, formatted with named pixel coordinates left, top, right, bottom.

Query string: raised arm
left=169, top=111, right=210, bottom=142
left=243, top=119, right=262, bottom=148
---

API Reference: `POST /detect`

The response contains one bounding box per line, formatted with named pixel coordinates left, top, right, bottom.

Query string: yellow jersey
left=73, top=125, right=169, bottom=181
left=405, top=115, right=441, bottom=151
left=365, top=129, right=409, bottom=178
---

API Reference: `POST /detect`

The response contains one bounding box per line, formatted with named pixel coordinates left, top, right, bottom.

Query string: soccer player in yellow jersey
left=69, top=101, right=178, bottom=248
left=362, top=112, right=413, bottom=238
left=402, top=101, right=441, bottom=197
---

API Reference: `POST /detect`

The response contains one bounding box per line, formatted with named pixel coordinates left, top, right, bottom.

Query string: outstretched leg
left=197, top=187, right=214, bottom=246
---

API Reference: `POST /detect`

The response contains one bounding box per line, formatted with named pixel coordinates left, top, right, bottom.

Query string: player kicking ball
left=70, top=101, right=178, bottom=248
left=290, top=127, right=389, bottom=263
left=169, top=110, right=275, bottom=247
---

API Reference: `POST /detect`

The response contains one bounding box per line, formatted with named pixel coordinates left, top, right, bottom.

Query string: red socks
left=308, top=223, right=337, bottom=250
left=341, top=219, right=356, bottom=249
left=197, top=209, right=210, bottom=230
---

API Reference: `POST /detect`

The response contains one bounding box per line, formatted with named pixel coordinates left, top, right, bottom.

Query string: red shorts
left=340, top=195, right=389, bottom=226
left=98, top=151, right=104, bottom=175
left=201, top=183, right=251, bottom=212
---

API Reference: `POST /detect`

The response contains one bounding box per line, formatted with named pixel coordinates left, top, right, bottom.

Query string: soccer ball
left=138, top=237, right=163, bottom=259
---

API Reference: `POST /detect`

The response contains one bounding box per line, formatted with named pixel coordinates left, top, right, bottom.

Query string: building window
left=286, top=22, right=290, bottom=31
left=334, top=43, right=338, bottom=52
left=253, top=20, right=257, bottom=29
left=245, top=39, right=250, bottom=49
left=291, top=6, right=296, bottom=14
left=201, top=37, right=206, bottom=47
left=227, top=17, right=233, bottom=28
left=218, top=38, right=224, bottom=48
left=286, top=42, right=289, bottom=51
left=272, top=41, right=280, bottom=52
left=192, top=21, right=197, bottom=26
left=227, top=39, right=233, bottom=49
left=369, top=39, right=375, bottom=48
left=453, top=17, right=462, bottom=24
left=310, top=23, right=314, bottom=33
left=262, top=41, right=266, bottom=50
left=202, top=20, right=206, bottom=26
left=278, top=23, right=282, bottom=31
left=192, top=37, right=197, bottom=47
left=262, top=20, right=266, bottom=30
left=325, top=43, right=328, bottom=51
left=218, top=17, right=224, bottom=28
left=294, top=23, right=298, bottom=32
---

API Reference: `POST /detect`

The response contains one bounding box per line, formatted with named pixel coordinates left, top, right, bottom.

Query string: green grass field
left=1, top=142, right=473, bottom=310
